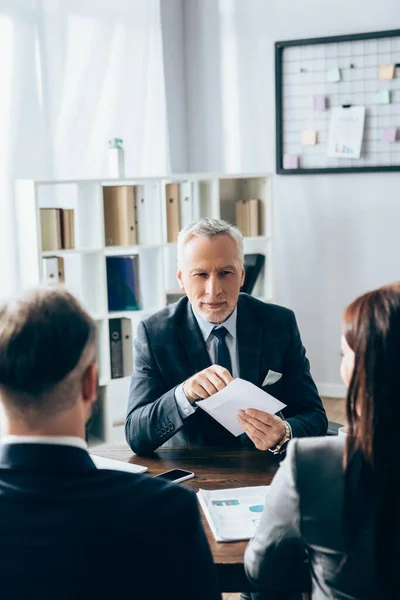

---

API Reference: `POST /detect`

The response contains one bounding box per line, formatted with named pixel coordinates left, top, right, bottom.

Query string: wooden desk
left=92, top=445, right=280, bottom=593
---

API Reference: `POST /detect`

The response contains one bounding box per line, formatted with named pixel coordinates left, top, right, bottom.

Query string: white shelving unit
left=15, top=173, right=274, bottom=446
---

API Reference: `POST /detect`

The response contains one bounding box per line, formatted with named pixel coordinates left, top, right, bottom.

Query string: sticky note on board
left=301, top=130, right=317, bottom=145
left=376, top=90, right=391, bottom=104
left=314, top=95, right=326, bottom=111
left=326, top=68, right=341, bottom=83
left=379, top=64, right=395, bottom=80
left=383, top=127, right=397, bottom=142
left=283, top=154, right=299, bottom=169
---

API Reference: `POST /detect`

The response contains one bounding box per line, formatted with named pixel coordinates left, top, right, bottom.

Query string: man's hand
left=237, top=408, right=285, bottom=451
left=183, top=365, right=233, bottom=404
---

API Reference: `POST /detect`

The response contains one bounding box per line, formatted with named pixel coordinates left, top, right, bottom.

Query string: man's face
left=177, top=234, right=245, bottom=324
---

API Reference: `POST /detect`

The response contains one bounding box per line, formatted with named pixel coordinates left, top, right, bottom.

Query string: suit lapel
left=178, top=301, right=211, bottom=373
left=237, top=295, right=263, bottom=385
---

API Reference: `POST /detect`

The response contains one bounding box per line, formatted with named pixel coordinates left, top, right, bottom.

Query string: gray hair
left=177, top=218, right=244, bottom=267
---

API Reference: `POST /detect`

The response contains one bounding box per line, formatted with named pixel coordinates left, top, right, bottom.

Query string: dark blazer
left=126, top=294, right=327, bottom=455
left=0, top=443, right=221, bottom=600
left=245, top=437, right=379, bottom=599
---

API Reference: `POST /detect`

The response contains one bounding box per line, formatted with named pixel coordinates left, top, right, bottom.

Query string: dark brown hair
left=343, top=282, right=400, bottom=597
left=0, top=286, right=96, bottom=416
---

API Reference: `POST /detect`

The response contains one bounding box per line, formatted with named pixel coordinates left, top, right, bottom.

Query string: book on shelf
left=165, top=183, right=180, bottom=243
left=103, top=185, right=137, bottom=246
left=40, top=209, right=62, bottom=251
left=106, top=255, right=142, bottom=311
left=179, top=181, right=194, bottom=228
left=241, top=253, right=265, bottom=295
left=109, top=317, right=133, bottom=379
left=42, top=256, right=65, bottom=284
left=235, top=199, right=260, bottom=237
left=60, top=209, right=75, bottom=249
left=197, top=486, right=270, bottom=542
left=40, top=208, right=75, bottom=251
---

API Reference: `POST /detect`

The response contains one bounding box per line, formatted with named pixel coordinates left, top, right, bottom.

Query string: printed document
left=327, top=106, right=365, bottom=159
left=196, top=378, right=286, bottom=436
left=197, top=486, right=269, bottom=542
left=90, top=454, right=148, bottom=474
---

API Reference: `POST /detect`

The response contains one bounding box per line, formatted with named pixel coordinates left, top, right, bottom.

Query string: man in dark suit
left=0, top=286, right=221, bottom=600
left=126, top=218, right=327, bottom=457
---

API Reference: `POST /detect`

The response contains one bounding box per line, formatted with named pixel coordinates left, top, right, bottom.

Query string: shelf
left=107, top=308, right=160, bottom=319
left=104, top=244, right=161, bottom=256
left=91, top=312, right=106, bottom=321
left=17, top=172, right=273, bottom=448
left=243, top=235, right=271, bottom=243
left=41, top=248, right=103, bottom=257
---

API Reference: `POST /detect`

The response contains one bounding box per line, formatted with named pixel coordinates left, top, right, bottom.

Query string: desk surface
left=92, top=445, right=279, bottom=592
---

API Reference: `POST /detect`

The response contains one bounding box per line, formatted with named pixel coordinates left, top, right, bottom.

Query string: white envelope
left=196, top=378, right=286, bottom=437
left=262, top=370, right=282, bottom=386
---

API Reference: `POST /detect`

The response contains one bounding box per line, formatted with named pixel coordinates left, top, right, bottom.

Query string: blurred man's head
left=177, top=218, right=245, bottom=324
left=0, top=286, right=98, bottom=436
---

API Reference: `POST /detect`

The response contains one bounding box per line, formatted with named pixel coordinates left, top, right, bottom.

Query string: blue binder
left=106, top=256, right=141, bottom=311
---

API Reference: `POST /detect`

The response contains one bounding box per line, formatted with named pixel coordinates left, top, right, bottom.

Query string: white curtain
left=0, top=0, right=169, bottom=297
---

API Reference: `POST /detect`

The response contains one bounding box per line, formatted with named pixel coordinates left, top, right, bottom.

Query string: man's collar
left=1, top=435, right=88, bottom=451
left=192, top=306, right=237, bottom=341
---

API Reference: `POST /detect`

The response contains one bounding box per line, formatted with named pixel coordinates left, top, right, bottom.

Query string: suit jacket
left=126, top=294, right=327, bottom=455
left=0, top=443, right=221, bottom=600
left=245, top=437, right=379, bottom=599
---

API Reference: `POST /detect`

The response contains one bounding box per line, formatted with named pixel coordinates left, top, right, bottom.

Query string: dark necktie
left=211, top=326, right=232, bottom=375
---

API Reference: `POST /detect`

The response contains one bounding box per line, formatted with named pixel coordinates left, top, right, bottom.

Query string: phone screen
left=155, top=469, right=193, bottom=482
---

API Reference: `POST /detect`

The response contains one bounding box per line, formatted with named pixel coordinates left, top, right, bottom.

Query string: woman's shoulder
left=286, top=436, right=345, bottom=497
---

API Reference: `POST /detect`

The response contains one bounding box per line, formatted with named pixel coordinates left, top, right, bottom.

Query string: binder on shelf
left=109, top=318, right=133, bottom=379
left=106, top=255, right=142, bottom=311
left=248, top=199, right=260, bottom=237
left=241, top=253, right=265, bottom=295
left=135, top=184, right=146, bottom=245
left=42, top=257, right=65, bottom=284
left=179, top=181, right=193, bottom=228
left=165, top=183, right=180, bottom=243
left=103, top=186, right=137, bottom=246
left=40, top=209, right=62, bottom=251
left=235, top=200, right=260, bottom=237
left=60, top=209, right=75, bottom=249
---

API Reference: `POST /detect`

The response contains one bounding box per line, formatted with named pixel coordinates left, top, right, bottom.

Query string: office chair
left=327, top=421, right=343, bottom=436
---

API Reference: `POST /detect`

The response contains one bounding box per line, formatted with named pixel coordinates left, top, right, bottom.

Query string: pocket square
left=262, top=370, right=282, bottom=386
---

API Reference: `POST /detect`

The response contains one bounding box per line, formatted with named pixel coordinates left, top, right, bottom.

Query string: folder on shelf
left=60, top=209, right=75, bottom=249
left=235, top=200, right=245, bottom=236
left=40, top=209, right=62, bottom=251
left=165, top=183, right=180, bottom=243
left=106, top=255, right=142, bottom=311
left=109, top=318, right=133, bottom=379
left=42, top=256, right=65, bottom=284
left=103, top=186, right=137, bottom=246
left=179, top=181, right=194, bottom=228
left=248, top=199, right=260, bottom=237
left=241, top=253, right=265, bottom=295
left=135, top=184, right=146, bottom=245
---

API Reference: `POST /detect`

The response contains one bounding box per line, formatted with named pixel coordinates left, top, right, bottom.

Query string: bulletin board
left=275, top=29, right=400, bottom=174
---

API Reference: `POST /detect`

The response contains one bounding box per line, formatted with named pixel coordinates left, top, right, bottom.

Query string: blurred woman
left=245, top=283, right=400, bottom=599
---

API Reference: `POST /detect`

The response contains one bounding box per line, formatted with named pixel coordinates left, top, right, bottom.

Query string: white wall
left=181, top=0, right=400, bottom=395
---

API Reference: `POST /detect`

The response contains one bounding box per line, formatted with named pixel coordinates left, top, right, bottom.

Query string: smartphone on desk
left=154, top=469, right=194, bottom=483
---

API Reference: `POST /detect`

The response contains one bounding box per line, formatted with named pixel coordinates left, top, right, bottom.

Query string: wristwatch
left=269, top=421, right=291, bottom=454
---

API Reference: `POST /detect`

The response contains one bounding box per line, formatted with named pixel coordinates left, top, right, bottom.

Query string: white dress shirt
left=175, top=307, right=239, bottom=419
left=1, top=435, right=88, bottom=450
